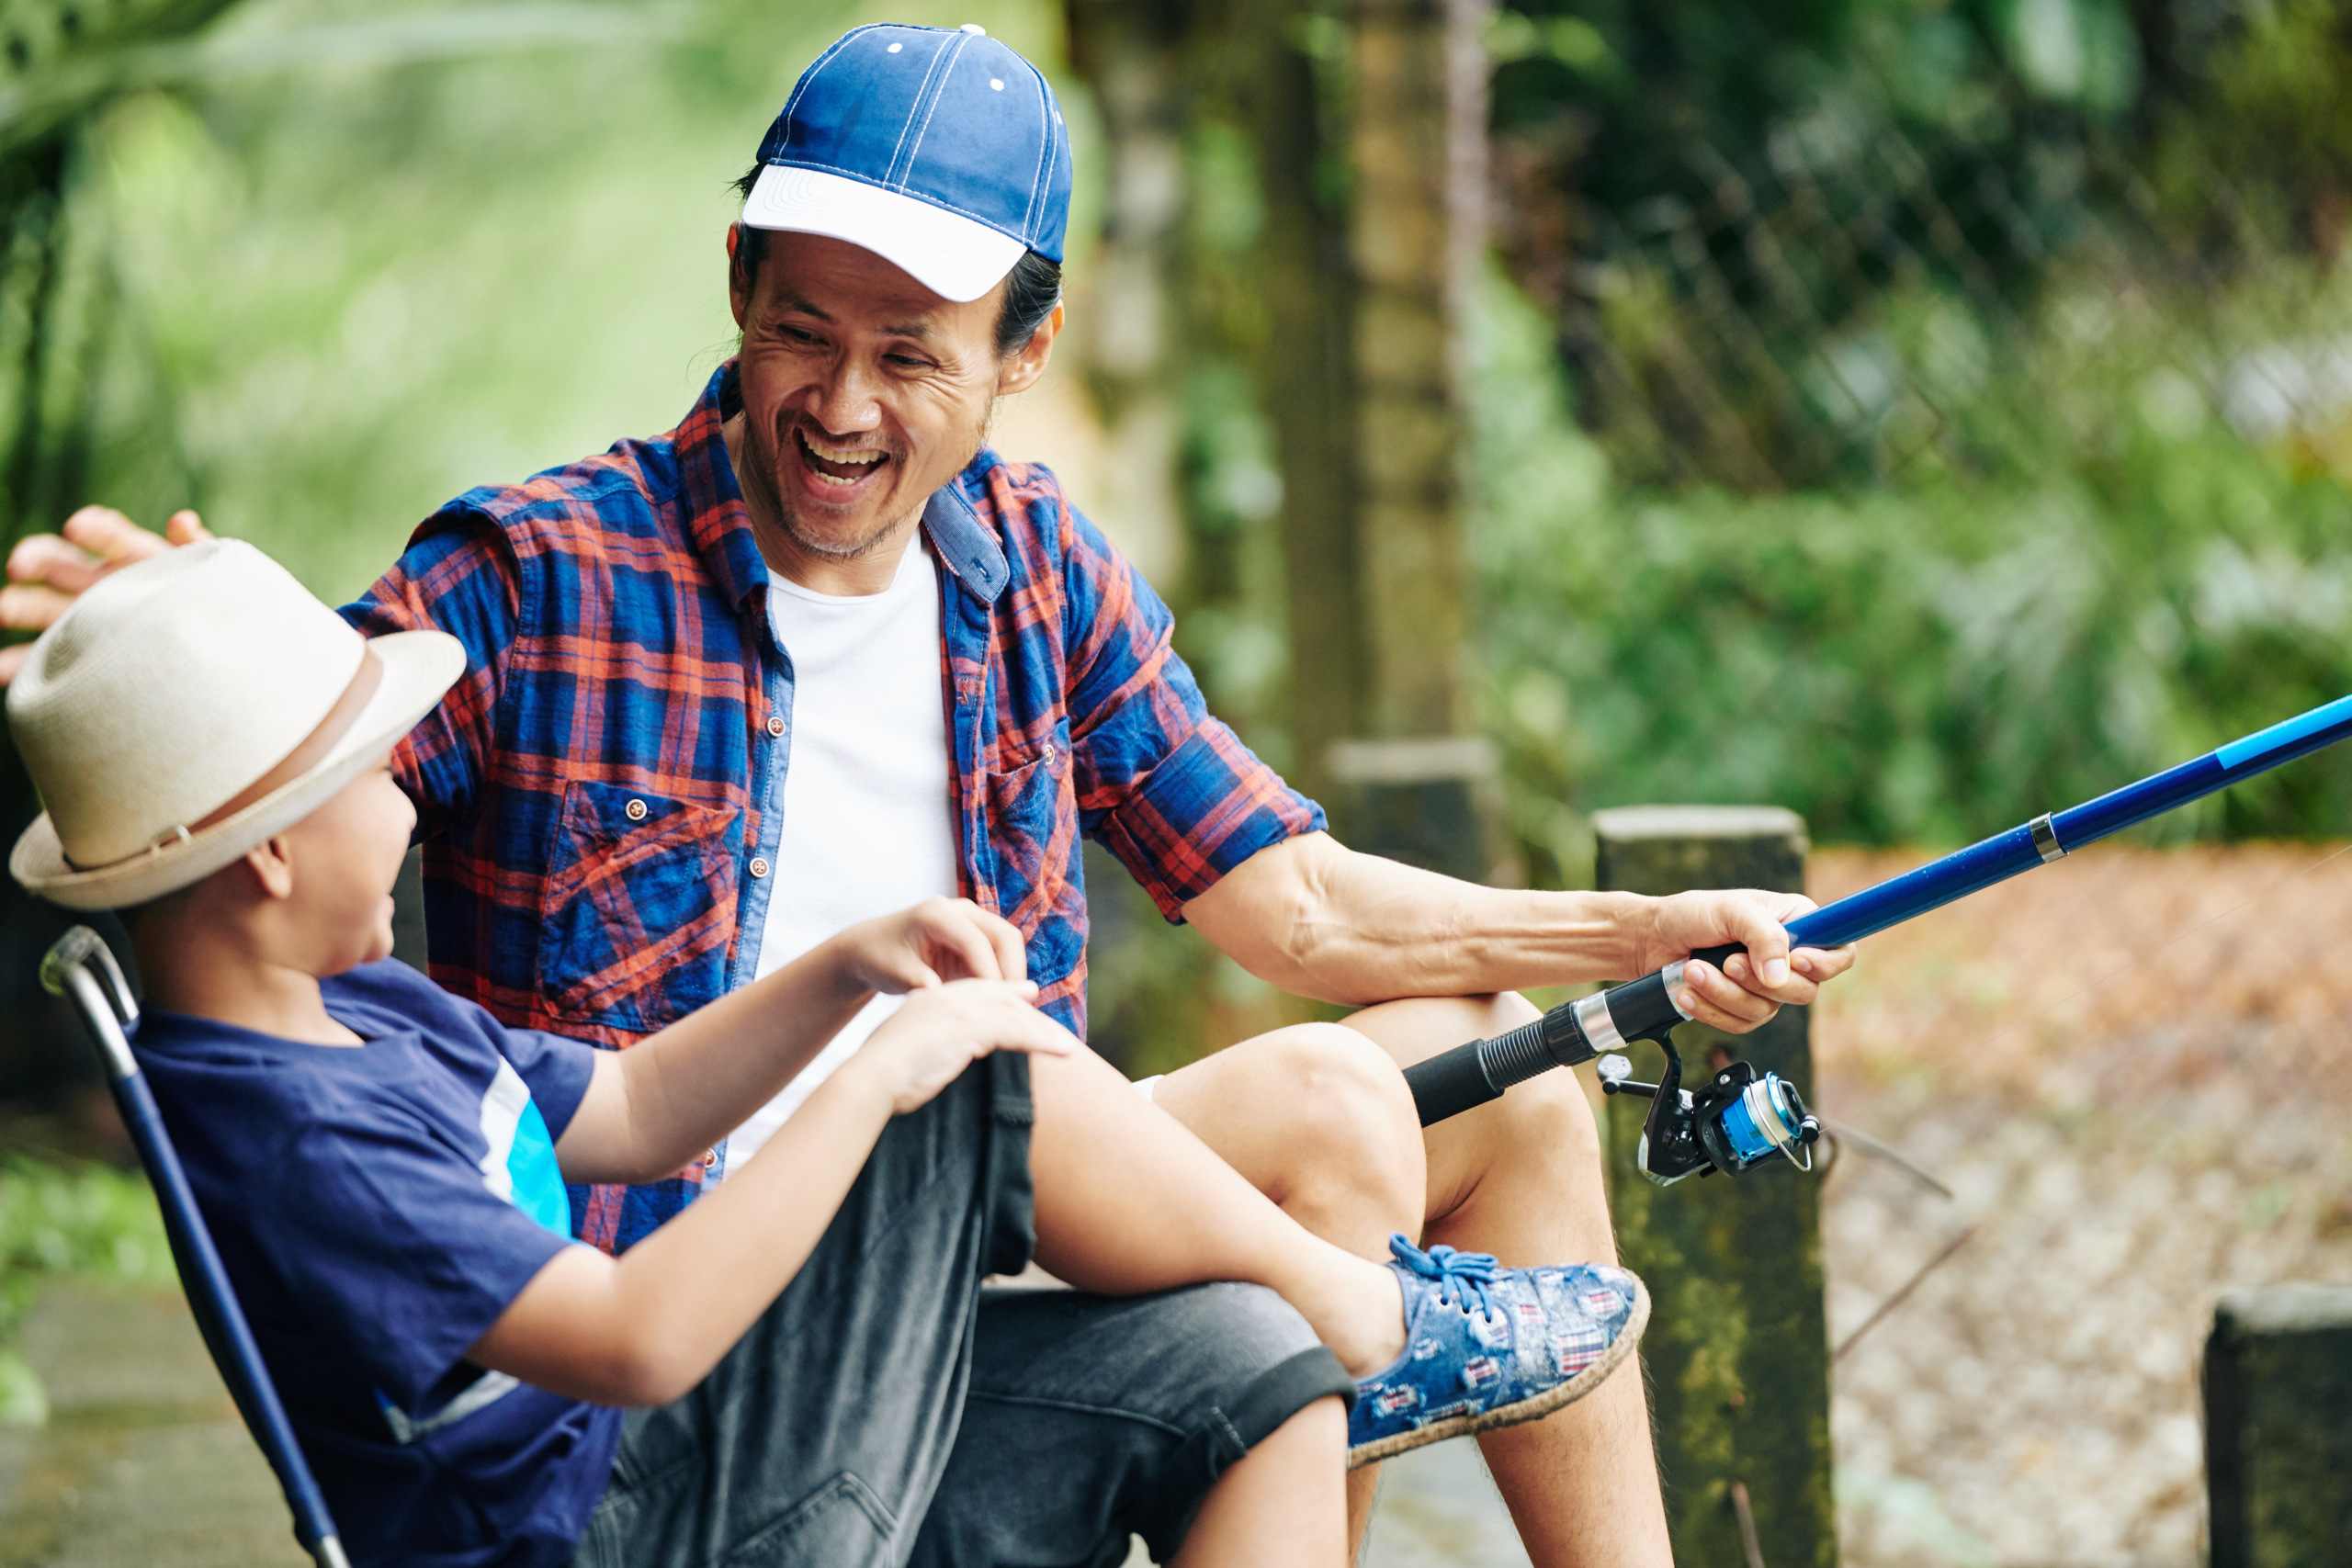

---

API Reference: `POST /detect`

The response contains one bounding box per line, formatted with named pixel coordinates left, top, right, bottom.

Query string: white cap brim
left=742, top=165, right=1027, bottom=304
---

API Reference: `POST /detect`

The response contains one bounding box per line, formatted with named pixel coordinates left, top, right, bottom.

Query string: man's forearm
left=1183, top=832, right=1654, bottom=1007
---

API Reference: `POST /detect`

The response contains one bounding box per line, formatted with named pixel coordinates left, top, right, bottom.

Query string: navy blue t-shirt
left=131, top=958, right=624, bottom=1568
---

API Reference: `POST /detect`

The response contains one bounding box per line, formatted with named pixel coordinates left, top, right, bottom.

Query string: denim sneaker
left=1347, top=1235, right=1649, bottom=1468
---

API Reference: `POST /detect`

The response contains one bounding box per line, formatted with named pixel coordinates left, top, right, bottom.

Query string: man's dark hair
left=730, top=165, right=1061, bottom=356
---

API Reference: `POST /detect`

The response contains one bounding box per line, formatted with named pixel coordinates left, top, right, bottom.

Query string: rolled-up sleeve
left=1062, top=511, right=1323, bottom=921
left=340, top=508, right=522, bottom=841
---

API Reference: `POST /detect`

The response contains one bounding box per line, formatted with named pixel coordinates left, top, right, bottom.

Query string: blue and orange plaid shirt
left=343, top=361, right=1321, bottom=1251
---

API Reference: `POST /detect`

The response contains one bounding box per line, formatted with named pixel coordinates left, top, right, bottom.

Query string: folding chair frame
left=41, top=925, right=352, bottom=1568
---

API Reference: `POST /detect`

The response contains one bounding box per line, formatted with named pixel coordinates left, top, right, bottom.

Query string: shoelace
left=1388, top=1233, right=1502, bottom=1323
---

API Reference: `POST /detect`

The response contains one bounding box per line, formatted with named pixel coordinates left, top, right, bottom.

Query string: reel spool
left=1599, top=1036, right=1821, bottom=1186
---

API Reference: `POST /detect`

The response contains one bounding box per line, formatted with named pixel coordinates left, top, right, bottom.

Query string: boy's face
left=274, top=752, right=415, bottom=974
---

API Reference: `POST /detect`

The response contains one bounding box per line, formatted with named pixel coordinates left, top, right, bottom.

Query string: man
left=2, top=22, right=1850, bottom=1563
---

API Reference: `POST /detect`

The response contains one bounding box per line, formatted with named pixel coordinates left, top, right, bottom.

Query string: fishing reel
left=1598, top=1030, right=1820, bottom=1186
left=1403, top=953, right=1826, bottom=1185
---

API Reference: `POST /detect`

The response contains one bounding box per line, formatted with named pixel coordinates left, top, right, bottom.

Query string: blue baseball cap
left=742, top=23, right=1073, bottom=303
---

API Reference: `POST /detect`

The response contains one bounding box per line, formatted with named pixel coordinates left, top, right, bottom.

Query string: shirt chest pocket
left=978, top=730, right=1079, bottom=953
left=537, top=782, right=740, bottom=1034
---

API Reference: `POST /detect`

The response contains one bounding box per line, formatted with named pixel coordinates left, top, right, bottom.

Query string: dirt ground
left=1810, top=842, right=2352, bottom=1568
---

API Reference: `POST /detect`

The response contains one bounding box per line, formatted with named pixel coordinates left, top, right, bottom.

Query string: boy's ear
left=242, top=835, right=297, bottom=901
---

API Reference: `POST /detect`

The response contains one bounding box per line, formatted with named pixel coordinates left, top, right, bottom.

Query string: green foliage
left=0, top=0, right=1079, bottom=603
left=0, top=1156, right=175, bottom=1425
left=1470, top=263, right=2352, bottom=869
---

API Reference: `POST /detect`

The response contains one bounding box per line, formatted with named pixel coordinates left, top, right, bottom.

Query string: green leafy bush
left=1471, top=266, right=2352, bottom=880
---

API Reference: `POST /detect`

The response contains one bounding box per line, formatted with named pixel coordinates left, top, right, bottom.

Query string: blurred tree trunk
left=1063, top=0, right=1189, bottom=601
left=1236, top=2, right=1364, bottom=811
left=1064, top=0, right=1493, bottom=870
left=1, top=0, right=245, bottom=1109
left=1350, top=0, right=1482, bottom=742
left=1330, top=0, right=1494, bottom=878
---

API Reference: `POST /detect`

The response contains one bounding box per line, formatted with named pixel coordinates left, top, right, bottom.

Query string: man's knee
left=1456, top=1041, right=1604, bottom=1184
left=1261, top=1022, right=1420, bottom=1164
left=1508, top=1059, right=1603, bottom=1164
left=1213, top=1022, right=1424, bottom=1226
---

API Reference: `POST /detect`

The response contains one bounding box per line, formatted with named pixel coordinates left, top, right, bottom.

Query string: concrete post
left=2205, top=1282, right=2352, bottom=1568
left=1592, top=805, right=1836, bottom=1568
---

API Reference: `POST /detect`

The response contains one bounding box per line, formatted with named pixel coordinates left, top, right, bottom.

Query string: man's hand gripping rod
left=1404, top=690, right=2352, bottom=1183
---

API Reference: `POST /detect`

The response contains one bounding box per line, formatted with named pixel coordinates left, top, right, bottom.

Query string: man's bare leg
left=1172, top=1396, right=1349, bottom=1568
left=1149, top=1022, right=1427, bottom=1548
left=1023, top=1041, right=1421, bottom=1563
left=1343, top=993, right=1671, bottom=1568
left=1155, top=998, right=1674, bottom=1568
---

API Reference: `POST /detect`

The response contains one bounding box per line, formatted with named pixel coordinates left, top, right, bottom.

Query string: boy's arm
left=469, top=978, right=1073, bottom=1405
left=549, top=897, right=1030, bottom=1185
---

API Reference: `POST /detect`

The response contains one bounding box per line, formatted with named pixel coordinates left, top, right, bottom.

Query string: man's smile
left=793, top=426, right=891, bottom=490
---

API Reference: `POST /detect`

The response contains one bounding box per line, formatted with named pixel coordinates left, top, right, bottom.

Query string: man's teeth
left=800, top=432, right=886, bottom=467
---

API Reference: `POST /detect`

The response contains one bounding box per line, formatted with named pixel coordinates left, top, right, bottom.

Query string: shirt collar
left=682, top=361, right=1011, bottom=612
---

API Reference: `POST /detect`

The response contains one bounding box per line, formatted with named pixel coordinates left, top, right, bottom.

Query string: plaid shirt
left=344, top=361, right=1321, bottom=1251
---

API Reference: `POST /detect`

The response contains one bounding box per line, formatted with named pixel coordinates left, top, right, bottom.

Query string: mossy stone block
left=1594, top=805, right=1836, bottom=1568
left=2206, top=1282, right=2352, bottom=1568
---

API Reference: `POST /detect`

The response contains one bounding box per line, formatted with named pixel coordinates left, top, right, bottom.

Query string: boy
left=6, top=538, right=1648, bottom=1566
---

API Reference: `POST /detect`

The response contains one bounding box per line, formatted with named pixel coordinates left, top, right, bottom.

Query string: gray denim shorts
left=568, top=1052, right=1351, bottom=1568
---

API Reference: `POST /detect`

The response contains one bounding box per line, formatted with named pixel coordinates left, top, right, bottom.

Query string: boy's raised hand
left=851, top=978, right=1075, bottom=1116
left=838, top=897, right=1030, bottom=995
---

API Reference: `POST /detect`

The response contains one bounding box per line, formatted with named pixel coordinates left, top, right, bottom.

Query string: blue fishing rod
left=1406, top=691, right=2352, bottom=1185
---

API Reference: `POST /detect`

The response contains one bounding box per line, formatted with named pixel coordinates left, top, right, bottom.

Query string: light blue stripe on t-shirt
left=477, top=1058, right=571, bottom=1237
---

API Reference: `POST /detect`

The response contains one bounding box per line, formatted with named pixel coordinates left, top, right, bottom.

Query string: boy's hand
left=837, top=897, right=1029, bottom=995
left=849, top=978, right=1074, bottom=1115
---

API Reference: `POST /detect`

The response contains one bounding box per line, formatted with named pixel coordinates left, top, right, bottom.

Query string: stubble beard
left=743, top=410, right=988, bottom=563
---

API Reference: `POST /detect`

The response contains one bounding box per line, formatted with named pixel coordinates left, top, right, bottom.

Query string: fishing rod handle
left=1405, top=964, right=1691, bottom=1125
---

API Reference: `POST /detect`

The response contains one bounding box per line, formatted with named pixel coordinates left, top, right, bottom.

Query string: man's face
left=727, top=230, right=1054, bottom=567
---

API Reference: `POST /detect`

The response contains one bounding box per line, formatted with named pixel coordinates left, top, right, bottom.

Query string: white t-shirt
left=718, top=545, right=961, bottom=1168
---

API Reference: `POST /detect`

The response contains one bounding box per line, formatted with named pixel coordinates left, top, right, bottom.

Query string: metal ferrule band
left=1573, top=991, right=1627, bottom=1055
left=1658, top=961, right=1693, bottom=1019
left=2029, top=812, right=2066, bottom=863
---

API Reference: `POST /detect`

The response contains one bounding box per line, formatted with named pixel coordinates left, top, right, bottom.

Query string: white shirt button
left=624, top=798, right=649, bottom=822
left=1040, top=742, right=1056, bottom=765
left=766, top=714, right=786, bottom=739
left=748, top=858, right=772, bottom=879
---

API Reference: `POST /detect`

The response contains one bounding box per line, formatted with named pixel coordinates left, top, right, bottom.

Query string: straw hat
left=7, top=539, right=464, bottom=910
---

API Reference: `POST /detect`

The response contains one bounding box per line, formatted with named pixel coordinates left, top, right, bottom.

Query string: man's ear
left=242, top=836, right=297, bottom=902
left=726, top=223, right=751, bottom=330
left=996, top=302, right=1063, bottom=397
